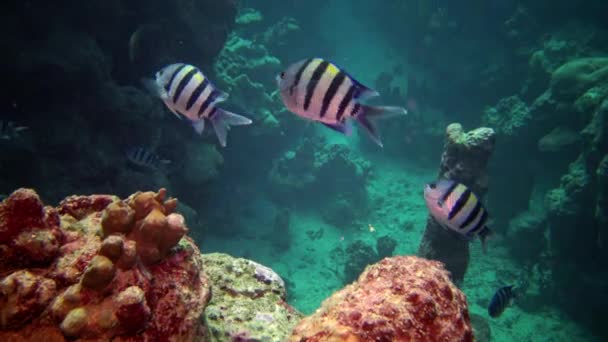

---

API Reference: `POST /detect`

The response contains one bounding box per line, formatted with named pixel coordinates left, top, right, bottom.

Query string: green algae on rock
left=202, top=253, right=302, bottom=342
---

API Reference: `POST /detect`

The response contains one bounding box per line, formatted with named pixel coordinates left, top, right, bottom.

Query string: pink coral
left=289, top=256, right=473, bottom=342
left=0, top=189, right=63, bottom=270
left=0, top=188, right=210, bottom=341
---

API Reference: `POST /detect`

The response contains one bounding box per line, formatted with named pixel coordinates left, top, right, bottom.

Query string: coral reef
left=289, top=256, right=473, bottom=341
left=269, top=138, right=371, bottom=227
left=376, top=235, right=398, bottom=259
left=0, top=0, right=235, bottom=203
left=418, top=123, right=496, bottom=283
left=342, top=240, right=378, bottom=284
left=202, top=253, right=302, bottom=342
left=0, top=188, right=210, bottom=341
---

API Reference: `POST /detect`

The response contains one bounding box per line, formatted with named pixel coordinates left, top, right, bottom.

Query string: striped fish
left=0, top=120, right=28, bottom=141
left=488, top=285, right=515, bottom=318
left=126, top=146, right=171, bottom=171
left=423, top=179, right=492, bottom=251
left=276, top=58, right=407, bottom=147
left=147, top=63, right=252, bottom=147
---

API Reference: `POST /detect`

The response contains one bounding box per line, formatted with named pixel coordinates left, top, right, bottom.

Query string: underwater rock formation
left=289, top=256, right=473, bottom=341
left=0, top=188, right=210, bottom=341
left=343, top=240, right=378, bottom=284
left=202, top=253, right=302, bottom=342
left=0, top=0, right=236, bottom=203
left=418, top=123, right=496, bottom=283
left=213, top=31, right=283, bottom=139
left=269, top=138, right=371, bottom=227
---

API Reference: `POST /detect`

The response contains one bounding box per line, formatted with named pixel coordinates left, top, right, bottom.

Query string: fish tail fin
left=479, top=226, right=492, bottom=254
left=356, top=105, right=408, bottom=148
left=210, top=108, right=253, bottom=147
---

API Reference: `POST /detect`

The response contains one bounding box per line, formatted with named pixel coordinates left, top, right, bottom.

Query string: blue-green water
left=1, top=0, right=607, bottom=340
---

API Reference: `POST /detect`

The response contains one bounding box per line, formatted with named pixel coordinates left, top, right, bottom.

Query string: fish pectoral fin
left=167, top=106, right=183, bottom=120
left=321, top=121, right=353, bottom=136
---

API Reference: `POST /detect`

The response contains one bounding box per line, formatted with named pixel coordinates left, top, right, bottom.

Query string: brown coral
left=0, top=188, right=210, bottom=341
left=289, top=256, right=473, bottom=342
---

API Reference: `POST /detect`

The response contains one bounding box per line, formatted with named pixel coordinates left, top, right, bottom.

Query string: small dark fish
left=488, top=285, right=516, bottom=318
left=145, top=63, right=252, bottom=147
left=0, top=121, right=28, bottom=140
left=424, top=179, right=492, bottom=252
left=276, top=57, right=407, bottom=147
left=126, top=147, right=171, bottom=171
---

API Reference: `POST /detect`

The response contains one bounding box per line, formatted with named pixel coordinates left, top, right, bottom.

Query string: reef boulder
left=202, top=253, right=302, bottom=342
left=289, top=256, right=473, bottom=342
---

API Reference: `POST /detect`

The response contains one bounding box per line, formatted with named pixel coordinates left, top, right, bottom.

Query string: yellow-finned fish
left=146, top=63, right=252, bottom=147
left=276, top=58, right=407, bottom=147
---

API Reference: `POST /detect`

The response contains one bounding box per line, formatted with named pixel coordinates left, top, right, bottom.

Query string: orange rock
left=128, top=191, right=165, bottom=220
left=101, top=201, right=134, bottom=236
left=81, top=255, right=115, bottom=290
left=116, top=239, right=136, bottom=269
left=289, top=256, right=473, bottom=342
left=1, top=188, right=209, bottom=341
left=99, top=235, right=124, bottom=261
left=0, top=270, right=57, bottom=329
left=163, top=197, right=178, bottom=214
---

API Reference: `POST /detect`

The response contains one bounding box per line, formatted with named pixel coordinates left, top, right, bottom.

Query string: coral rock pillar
left=418, top=123, right=496, bottom=283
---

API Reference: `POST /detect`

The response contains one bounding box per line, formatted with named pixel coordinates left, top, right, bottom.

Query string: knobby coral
left=0, top=188, right=210, bottom=341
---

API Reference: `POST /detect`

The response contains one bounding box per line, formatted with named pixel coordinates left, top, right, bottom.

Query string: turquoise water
left=1, top=0, right=607, bottom=340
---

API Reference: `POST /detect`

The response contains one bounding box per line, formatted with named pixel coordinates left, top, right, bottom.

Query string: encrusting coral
left=0, top=188, right=478, bottom=341
left=0, top=188, right=210, bottom=341
left=289, top=256, right=473, bottom=342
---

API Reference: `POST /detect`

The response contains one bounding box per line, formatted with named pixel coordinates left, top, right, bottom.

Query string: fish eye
left=279, top=71, right=285, bottom=79
left=429, top=183, right=437, bottom=189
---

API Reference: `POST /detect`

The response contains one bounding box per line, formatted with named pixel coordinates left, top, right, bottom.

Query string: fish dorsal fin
left=325, top=59, right=380, bottom=102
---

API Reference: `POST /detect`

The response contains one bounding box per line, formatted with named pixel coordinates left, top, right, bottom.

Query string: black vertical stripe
left=469, top=210, right=488, bottom=234
left=186, top=77, right=209, bottom=111
left=172, top=68, right=198, bottom=104
left=460, top=200, right=481, bottom=229
left=350, top=102, right=361, bottom=117
left=320, top=71, right=346, bottom=117
left=165, top=64, right=187, bottom=92
left=336, top=86, right=356, bottom=121
left=448, top=189, right=471, bottom=220
left=304, top=61, right=329, bottom=111
left=289, top=58, right=313, bottom=95
left=439, top=182, right=459, bottom=205
left=146, top=151, right=154, bottom=165
left=208, top=107, right=218, bottom=119
left=198, top=89, right=219, bottom=118
left=498, top=290, right=505, bottom=307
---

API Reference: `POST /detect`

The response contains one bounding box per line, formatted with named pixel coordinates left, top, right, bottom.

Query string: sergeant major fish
left=0, top=120, right=28, bottom=141
left=146, top=63, right=252, bottom=147
left=126, top=146, right=171, bottom=172
left=276, top=58, right=407, bottom=147
left=424, top=179, right=492, bottom=252
left=488, top=285, right=516, bottom=318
